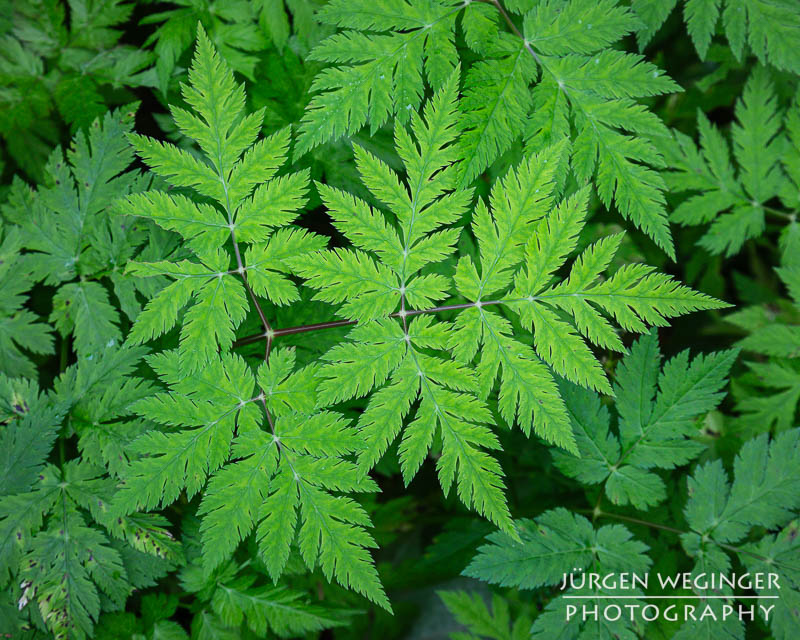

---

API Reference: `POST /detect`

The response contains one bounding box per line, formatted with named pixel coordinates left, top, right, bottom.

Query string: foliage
left=552, top=331, right=737, bottom=509
left=0, top=0, right=154, bottom=180
left=662, top=67, right=794, bottom=256
left=465, top=387, right=800, bottom=639
left=439, top=590, right=532, bottom=640
left=108, top=27, right=720, bottom=609
left=0, top=0, right=799, bottom=639
left=0, top=227, right=53, bottom=379
left=113, top=29, right=390, bottom=610
left=300, top=0, right=683, bottom=256
left=727, top=232, right=800, bottom=432
left=291, top=72, right=722, bottom=538
left=0, top=346, right=182, bottom=639
left=632, top=0, right=800, bottom=74
left=4, top=106, right=166, bottom=359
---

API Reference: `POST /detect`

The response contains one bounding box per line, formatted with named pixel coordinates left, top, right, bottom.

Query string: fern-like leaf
left=552, top=331, right=737, bottom=509
left=118, top=27, right=320, bottom=373
left=663, top=67, right=785, bottom=256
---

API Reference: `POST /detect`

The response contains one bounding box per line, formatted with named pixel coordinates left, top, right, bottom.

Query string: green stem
left=587, top=509, right=686, bottom=535
left=587, top=509, right=777, bottom=565
left=59, top=335, right=69, bottom=373
left=764, top=206, right=796, bottom=222
left=480, top=0, right=543, bottom=66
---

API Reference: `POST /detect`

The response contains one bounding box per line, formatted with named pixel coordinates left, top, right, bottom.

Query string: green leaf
left=553, top=332, right=737, bottom=509
left=440, top=590, right=532, bottom=640
left=121, top=27, right=314, bottom=372
left=0, top=229, right=54, bottom=378
left=464, top=507, right=650, bottom=590
left=301, top=0, right=679, bottom=256
left=297, top=0, right=461, bottom=154
left=51, top=281, right=122, bottom=357
left=684, top=428, right=800, bottom=545
left=665, top=68, right=783, bottom=256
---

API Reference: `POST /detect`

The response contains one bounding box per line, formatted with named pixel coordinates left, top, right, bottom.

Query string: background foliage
left=0, top=0, right=798, bottom=638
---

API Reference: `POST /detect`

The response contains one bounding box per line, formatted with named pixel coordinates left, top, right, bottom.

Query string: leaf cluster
left=0, top=1, right=799, bottom=639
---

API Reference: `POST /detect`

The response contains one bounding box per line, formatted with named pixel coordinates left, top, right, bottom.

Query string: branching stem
left=479, top=0, right=543, bottom=66
left=217, top=162, right=280, bottom=438
left=229, top=222, right=273, bottom=336
left=232, top=300, right=509, bottom=347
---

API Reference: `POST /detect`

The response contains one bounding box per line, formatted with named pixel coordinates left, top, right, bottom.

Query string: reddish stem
left=232, top=300, right=508, bottom=348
